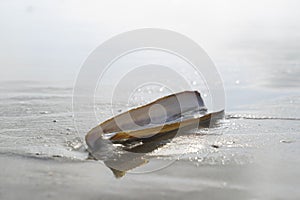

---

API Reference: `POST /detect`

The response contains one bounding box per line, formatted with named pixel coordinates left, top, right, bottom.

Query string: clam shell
left=85, top=91, right=224, bottom=178
left=86, top=91, right=223, bottom=150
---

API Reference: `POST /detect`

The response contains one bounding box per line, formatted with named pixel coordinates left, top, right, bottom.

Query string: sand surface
left=0, top=80, right=300, bottom=199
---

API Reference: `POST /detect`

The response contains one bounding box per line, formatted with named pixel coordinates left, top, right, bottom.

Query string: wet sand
left=1, top=31, right=300, bottom=199
left=1, top=150, right=299, bottom=200
left=1, top=71, right=300, bottom=199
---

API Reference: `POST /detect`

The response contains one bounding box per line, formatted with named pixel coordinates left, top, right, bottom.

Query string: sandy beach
left=1, top=147, right=299, bottom=200
left=1, top=1, right=300, bottom=199
left=0, top=81, right=299, bottom=200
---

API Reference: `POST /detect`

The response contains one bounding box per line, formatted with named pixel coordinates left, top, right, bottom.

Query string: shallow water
left=1, top=81, right=298, bottom=156
left=1, top=43, right=300, bottom=199
left=0, top=75, right=299, bottom=199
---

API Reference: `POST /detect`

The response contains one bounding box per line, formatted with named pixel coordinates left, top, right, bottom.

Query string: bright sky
left=0, top=0, right=299, bottom=83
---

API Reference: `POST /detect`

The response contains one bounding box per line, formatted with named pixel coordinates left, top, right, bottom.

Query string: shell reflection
left=86, top=91, right=224, bottom=178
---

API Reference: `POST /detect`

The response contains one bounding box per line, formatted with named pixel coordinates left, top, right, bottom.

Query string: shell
left=85, top=91, right=224, bottom=178
left=86, top=91, right=223, bottom=150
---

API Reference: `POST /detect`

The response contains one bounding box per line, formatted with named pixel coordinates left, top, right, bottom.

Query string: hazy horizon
left=1, top=0, right=300, bottom=84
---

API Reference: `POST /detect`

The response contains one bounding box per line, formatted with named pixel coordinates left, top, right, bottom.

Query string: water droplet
left=191, top=81, right=197, bottom=85
left=159, top=87, right=164, bottom=92
left=67, top=137, right=83, bottom=150
left=235, top=80, right=240, bottom=84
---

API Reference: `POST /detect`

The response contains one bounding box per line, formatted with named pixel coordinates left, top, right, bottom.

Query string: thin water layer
left=0, top=79, right=299, bottom=199
left=0, top=82, right=299, bottom=161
